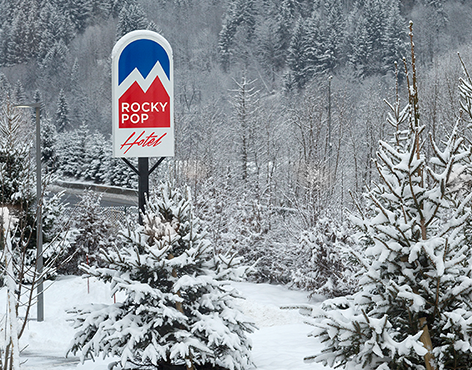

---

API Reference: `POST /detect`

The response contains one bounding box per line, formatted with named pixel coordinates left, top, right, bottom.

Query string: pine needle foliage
left=304, top=23, right=472, bottom=370
left=68, top=183, right=255, bottom=370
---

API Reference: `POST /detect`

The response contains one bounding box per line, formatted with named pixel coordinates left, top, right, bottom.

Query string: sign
left=112, top=30, right=174, bottom=157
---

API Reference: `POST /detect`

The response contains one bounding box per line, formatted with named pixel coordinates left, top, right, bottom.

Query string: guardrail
left=63, top=205, right=138, bottom=226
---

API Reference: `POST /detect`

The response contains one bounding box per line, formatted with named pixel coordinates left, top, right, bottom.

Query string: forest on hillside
left=2, top=0, right=472, bottom=288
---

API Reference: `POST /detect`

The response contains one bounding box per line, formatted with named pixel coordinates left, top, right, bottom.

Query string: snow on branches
left=67, top=183, right=255, bottom=370
left=304, top=34, right=472, bottom=370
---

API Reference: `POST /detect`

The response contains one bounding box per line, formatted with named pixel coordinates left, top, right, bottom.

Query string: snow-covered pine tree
left=68, top=183, right=255, bottom=370
left=0, top=98, right=35, bottom=209
left=304, top=25, right=472, bottom=370
left=37, top=0, right=75, bottom=60
left=41, top=113, right=58, bottom=173
left=58, top=191, right=112, bottom=275
left=382, top=0, right=407, bottom=76
left=55, top=89, right=70, bottom=133
left=115, top=1, right=148, bottom=41
left=218, top=0, right=256, bottom=72
left=291, top=217, right=357, bottom=298
left=57, top=124, right=88, bottom=179
left=321, top=0, right=345, bottom=74
left=0, top=74, right=11, bottom=102
left=66, top=0, right=92, bottom=34
left=82, top=131, right=109, bottom=184
left=106, top=156, right=138, bottom=188
left=285, top=18, right=309, bottom=90
left=272, top=0, right=296, bottom=71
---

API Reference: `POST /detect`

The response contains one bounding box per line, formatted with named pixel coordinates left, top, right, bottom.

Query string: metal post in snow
left=14, top=103, right=44, bottom=322
left=138, top=157, right=149, bottom=225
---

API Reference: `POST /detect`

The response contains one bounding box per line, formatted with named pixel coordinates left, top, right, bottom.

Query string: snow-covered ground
left=1, top=276, right=329, bottom=370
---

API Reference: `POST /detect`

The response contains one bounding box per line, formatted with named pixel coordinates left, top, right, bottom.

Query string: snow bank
left=0, top=277, right=330, bottom=370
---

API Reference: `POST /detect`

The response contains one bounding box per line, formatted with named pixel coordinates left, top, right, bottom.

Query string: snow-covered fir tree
left=57, top=124, right=88, bottom=178
left=41, top=114, right=58, bottom=174
left=285, top=18, right=309, bottom=90
left=291, top=217, right=358, bottom=298
left=82, top=131, right=110, bottom=183
left=115, top=1, right=148, bottom=40
left=68, top=183, right=255, bottom=370
left=55, top=89, right=70, bottom=133
left=0, top=98, right=35, bottom=209
left=58, top=191, right=112, bottom=275
left=107, top=156, right=138, bottom=188
left=304, top=30, right=472, bottom=370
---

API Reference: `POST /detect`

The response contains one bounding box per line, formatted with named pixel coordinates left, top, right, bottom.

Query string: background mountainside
left=2, top=0, right=472, bottom=286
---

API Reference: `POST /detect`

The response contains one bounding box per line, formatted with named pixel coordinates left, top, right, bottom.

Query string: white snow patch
left=0, top=277, right=330, bottom=370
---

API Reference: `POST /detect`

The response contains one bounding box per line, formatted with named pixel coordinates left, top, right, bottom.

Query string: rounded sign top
left=118, top=39, right=170, bottom=83
left=112, top=31, right=174, bottom=158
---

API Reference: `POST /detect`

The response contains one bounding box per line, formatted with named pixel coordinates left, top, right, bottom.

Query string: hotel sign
left=112, top=30, right=174, bottom=157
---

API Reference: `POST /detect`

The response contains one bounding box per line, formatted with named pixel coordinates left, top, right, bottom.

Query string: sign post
left=112, top=31, right=174, bottom=223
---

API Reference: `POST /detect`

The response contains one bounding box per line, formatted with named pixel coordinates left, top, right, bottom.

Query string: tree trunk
left=419, top=317, right=436, bottom=370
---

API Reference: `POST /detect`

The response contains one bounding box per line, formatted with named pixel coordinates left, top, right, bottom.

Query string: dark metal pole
left=35, top=106, right=44, bottom=322
left=138, top=157, right=149, bottom=225
left=328, top=76, right=332, bottom=164
left=14, top=103, right=43, bottom=321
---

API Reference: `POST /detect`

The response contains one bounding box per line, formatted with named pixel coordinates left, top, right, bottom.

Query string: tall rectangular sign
left=112, top=30, right=174, bottom=157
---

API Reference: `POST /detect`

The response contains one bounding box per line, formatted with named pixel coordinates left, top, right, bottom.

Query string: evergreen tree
left=57, top=124, right=88, bottom=178
left=218, top=0, right=256, bottom=71
left=59, top=191, right=112, bottom=275
left=68, top=183, right=255, bottom=370
left=89, top=0, right=114, bottom=25
left=66, top=0, right=93, bottom=33
left=83, top=131, right=109, bottom=184
left=12, top=80, right=25, bottom=105
left=0, top=98, right=35, bottom=209
left=0, top=73, right=11, bottom=103
left=304, top=11, right=325, bottom=79
left=382, top=0, right=407, bottom=75
left=218, top=20, right=237, bottom=72
left=286, top=18, right=309, bottom=90
left=115, top=1, right=148, bottom=40
left=6, top=4, right=31, bottom=65
left=69, top=58, right=89, bottom=127
left=55, top=89, right=70, bottom=133
left=41, top=114, right=58, bottom=174
left=38, top=1, right=74, bottom=60
left=347, top=9, right=370, bottom=78
left=40, top=39, right=70, bottom=78
left=107, top=156, right=138, bottom=188
left=291, top=217, right=358, bottom=298
left=272, top=0, right=296, bottom=71
left=347, top=0, right=404, bottom=78
left=305, top=32, right=472, bottom=369
left=363, top=0, right=388, bottom=76
left=321, top=0, right=345, bottom=74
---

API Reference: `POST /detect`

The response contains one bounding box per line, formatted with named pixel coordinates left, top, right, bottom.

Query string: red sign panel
left=118, top=78, right=170, bottom=128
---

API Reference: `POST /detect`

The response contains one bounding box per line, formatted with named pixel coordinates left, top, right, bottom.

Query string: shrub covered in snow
left=68, top=183, right=255, bottom=370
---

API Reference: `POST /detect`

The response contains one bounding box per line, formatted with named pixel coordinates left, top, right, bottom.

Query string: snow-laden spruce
left=67, top=183, right=255, bottom=370
left=303, top=45, right=472, bottom=369
left=291, top=217, right=358, bottom=298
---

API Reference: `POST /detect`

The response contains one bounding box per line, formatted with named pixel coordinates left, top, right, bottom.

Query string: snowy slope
left=0, top=276, right=329, bottom=370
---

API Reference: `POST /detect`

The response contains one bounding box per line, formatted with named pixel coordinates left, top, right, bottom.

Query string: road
left=47, top=181, right=138, bottom=207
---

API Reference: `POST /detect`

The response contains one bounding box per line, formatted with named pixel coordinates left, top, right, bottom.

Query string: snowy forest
left=3, top=0, right=472, bottom=369
left=2, top=0, right=472, bottom=284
